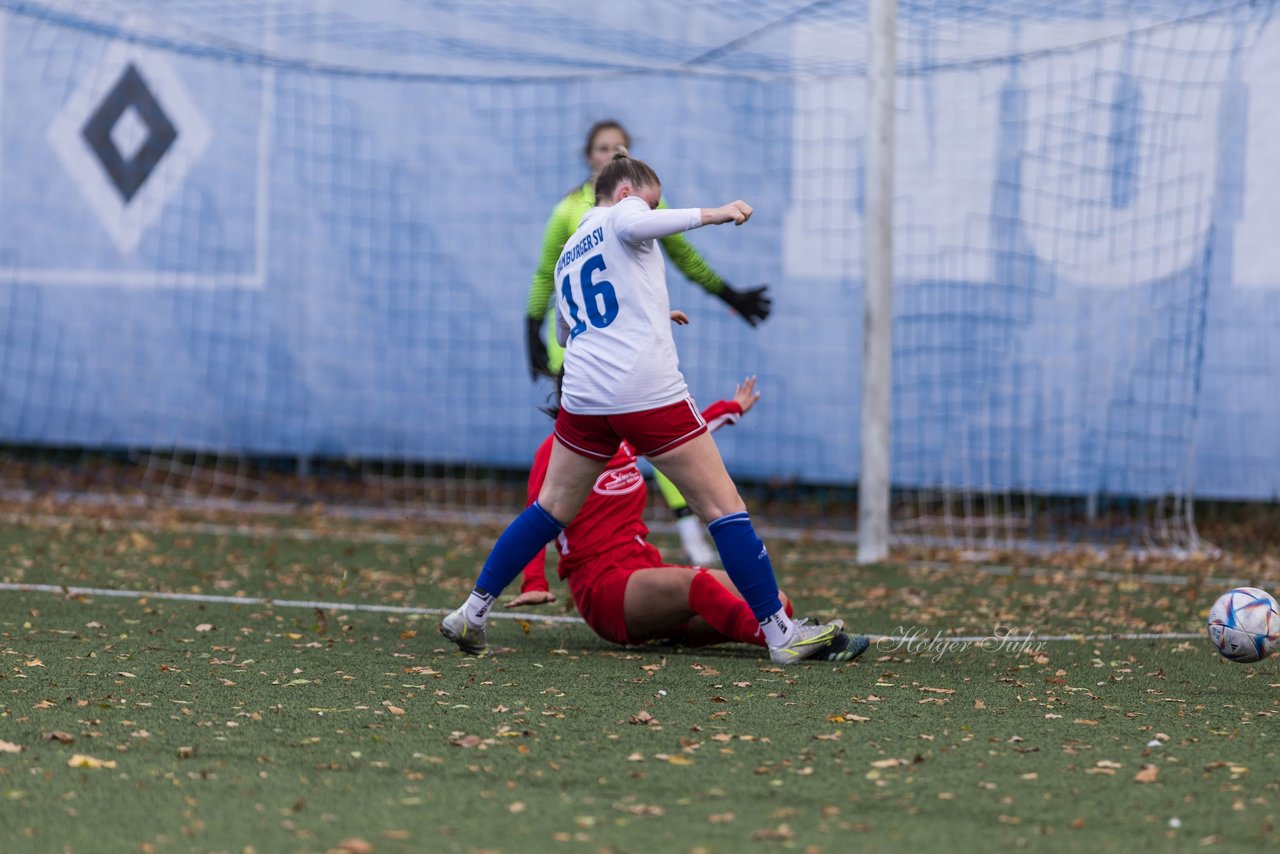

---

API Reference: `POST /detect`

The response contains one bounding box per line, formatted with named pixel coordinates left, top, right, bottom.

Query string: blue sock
left=707, top=512, right=783, bottom=621
left=474, top=501, right=565, bottom=598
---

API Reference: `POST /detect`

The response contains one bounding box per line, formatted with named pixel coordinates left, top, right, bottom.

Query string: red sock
left=688, top=570, right=767, bottom=647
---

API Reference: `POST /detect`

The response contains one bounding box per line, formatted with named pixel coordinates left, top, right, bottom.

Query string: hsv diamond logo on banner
left=1, top=19, right=270, bottom=288
left=48, top=43, right=211, bottom=255
left=81, top=63, right=180, bottom=204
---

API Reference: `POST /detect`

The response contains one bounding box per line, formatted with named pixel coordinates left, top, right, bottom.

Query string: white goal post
left=858, top=0, right=896, bottom=564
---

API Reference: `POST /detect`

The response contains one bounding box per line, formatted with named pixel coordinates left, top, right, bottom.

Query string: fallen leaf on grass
left=974, top=699, right=986, bottom=710
left=615, top=802, right=665, bottom=817
left=333, top=839, right=374, bottom=854
left=813, top=732, right=841, bottom=741
left=1204, top=762, right=1249, bottom=774
left=1074, top=719, right=1099, bottom=726
left=666, top=755, right=695, bottom=766
left=195, top=624, right=214, bottom=633
left=42, top=732, right=74, bottom=745
left=0, top=741, right=22, bottom=753
left=870, top=758, right=905, bottom=768
left=448, top=734, right=482, bottom=748
left=23, top=659, right=43, bottom=668
left=1134, top=764, right=1159, bottom=784
left=67, top=754, right=116, bottom=769
left=708, top=812, right=736, bottom=824
left=629, top=711, right=656, bottom=726
left=919, top=687, right=955, bottom=694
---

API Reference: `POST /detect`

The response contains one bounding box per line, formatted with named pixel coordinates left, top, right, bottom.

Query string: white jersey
left=553, top=195, right=704, bottom=414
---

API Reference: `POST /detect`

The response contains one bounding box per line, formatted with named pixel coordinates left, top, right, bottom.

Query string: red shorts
left=554, top=397, right=707, bottom=460
left=568, top=539, right=691, bottom=646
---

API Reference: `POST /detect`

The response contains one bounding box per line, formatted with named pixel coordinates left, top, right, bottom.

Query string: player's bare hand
left=670, top=310, right=690, bottom=325
left=505, top=590, right=557, bottom=608
left=703, top=200, right=753, bottom=226
left=733, top=376, right=760, bottom=414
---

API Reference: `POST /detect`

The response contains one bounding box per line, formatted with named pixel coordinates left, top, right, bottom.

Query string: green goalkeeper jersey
left=525, top=181, right=727, bottom=322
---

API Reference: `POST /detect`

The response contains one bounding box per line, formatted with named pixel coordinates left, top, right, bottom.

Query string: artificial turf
left=1, top=515, right=1277, bottom=853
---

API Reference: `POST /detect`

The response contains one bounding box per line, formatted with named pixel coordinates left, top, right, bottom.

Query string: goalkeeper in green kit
left=525, top=120, right=772, bottom=566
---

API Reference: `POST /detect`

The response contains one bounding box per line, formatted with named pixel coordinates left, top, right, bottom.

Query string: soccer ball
left=1207, top=587, right=1280, bottom=663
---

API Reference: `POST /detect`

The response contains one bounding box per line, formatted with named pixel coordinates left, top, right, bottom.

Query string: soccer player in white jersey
left=524, top=119, right=772, bottom=567
left=441, top=151, right=842, bottom=664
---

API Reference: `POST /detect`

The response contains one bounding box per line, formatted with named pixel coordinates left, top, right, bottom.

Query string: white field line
left=0, top=581, right=1205, bottom=642
left=0, top=581, right=584, bottom=624
left=878, top=631, right=1202, bottom=643
left=0, top=511, right=1254, bottom=590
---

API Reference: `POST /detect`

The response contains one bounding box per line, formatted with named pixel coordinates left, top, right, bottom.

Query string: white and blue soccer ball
left=1207, top=587, right=1280, bottom=663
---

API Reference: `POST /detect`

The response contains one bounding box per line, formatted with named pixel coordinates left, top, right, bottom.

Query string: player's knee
left=690, top=492, right=747, bottom=525
left=628, top=571, right=695, bottom=625
left=662, top=571, right=696, bottom=603
left=536, top=495, right=577, bottom=524
left=536, top=483, right=589, bottom=524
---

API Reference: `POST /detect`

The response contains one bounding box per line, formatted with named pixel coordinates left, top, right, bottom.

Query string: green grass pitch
left=1, top=516, right=1276, bottom=852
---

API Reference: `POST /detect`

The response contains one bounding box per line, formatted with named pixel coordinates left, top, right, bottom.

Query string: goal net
left=0, top=0, right=1270, bottom=550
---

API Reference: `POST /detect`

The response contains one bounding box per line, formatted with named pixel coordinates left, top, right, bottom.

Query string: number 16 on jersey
left=561, top=254, right=618, bottom=339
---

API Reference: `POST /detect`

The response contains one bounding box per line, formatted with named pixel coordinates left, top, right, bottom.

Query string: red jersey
left=519, top=399, right=744, bottom=593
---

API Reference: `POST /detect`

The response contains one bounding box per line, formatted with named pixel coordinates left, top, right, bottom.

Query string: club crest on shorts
left=593, top=464, right=644, bottom=496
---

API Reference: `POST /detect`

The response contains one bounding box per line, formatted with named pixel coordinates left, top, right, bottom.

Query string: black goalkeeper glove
left=717, top=283, right=772, bottom=327
left=526, top=315, right=551, bottom=380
